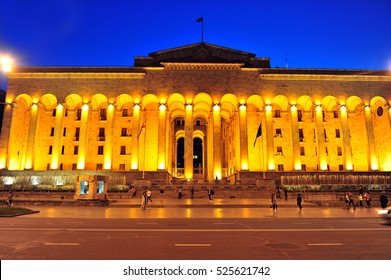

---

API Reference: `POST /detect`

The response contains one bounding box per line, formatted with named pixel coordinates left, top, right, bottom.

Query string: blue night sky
left=0, top=0, right=391, bottom=74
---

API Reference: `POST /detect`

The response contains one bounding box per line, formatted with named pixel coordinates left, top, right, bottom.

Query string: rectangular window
left=324, top=129, right=328, bottom=142
left=119, top=164, right=125, bottom=171
left=298, top=110, right=303, bottom=122
left=337, top=147, right=343, bottom=156
left=75, top=127, right=80, bottom=141
left=99, top=109, right=107, bottom=120
left=65, top=109, right=68, bottom=117
left=299, top=128, right=304, bottom=142
left=74, top=146, right=79, bottom=155
left=276, top=146, right=283, bottom=155
left=336, top=129, right=341, bottom=138
left=96, top=164, right=103, bottom=170
left=121, top=128, right=127, bottom=136
left=48, top=146, right=53, bottom=155
left=63, top=128, right=67, bottom=137
left=122, top=109, right=129, bottom=117
left=339, top=164, right=344, bottom=171
left=76, top=109, right=82, bottom=120
left=98, top=128, right=105, bottom=141
left=50, top=127, right=54, bottom=136
left=61, top=145, right=65, bottom=155
left=98, top=146, right=104, bottom=155
left=334, top=110, right=339, bottom=118
left=274, top=110, right=281, bottom=118
left=120, top=146, right=126, bottom=155
left=301, top=164, right=306, bottom=171
left=300, top=146, right=305, bottom=156
left=72, top=164, right=77, bottom=170
left=275, top=128, right=282, bottom=137
left=277, top=164, right=284, bottom=171
left=52, top=109, right=56, bottom=117
left=59, top=164, right=63, bottom=170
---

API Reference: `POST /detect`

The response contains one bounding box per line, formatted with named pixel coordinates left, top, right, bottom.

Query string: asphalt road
left=1, top=209, right=390, bottom=260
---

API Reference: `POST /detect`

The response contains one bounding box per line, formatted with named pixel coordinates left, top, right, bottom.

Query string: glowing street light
left=0, top=55, right=13, bottom=73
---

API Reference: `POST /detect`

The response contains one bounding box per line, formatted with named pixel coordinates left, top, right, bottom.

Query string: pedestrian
left=284, top=188, right=288, bottom=200
left=7, top=190, right=13, bottom=207
left=364, top=192, right=372, bottom=208
left=276, top=187, right=281, bottom=199
left=190, top=186, right=195, bottom=199
left=140, top=191, right=146, bottom=210
left=359, top=186, right=364, bottom=197
left=297, top=193, right=302, bottom=210
left=343, top=192, right=349, bottom=209
left=347, top=191, right=356, bottom=210
left=177, top=187, right=182, bottom=199
left=358, top=193, right=364, bottom=207
left=271, top=193, right=277, bottom=210
left=380, top=191, right=388, bottom=209
left=146, top=188, right=153, bottom=204
left=208, top=188, right=214, bottom=201
left=215, top=175, right=219, bottom=185
left=159, top=189, right=164, bottom=204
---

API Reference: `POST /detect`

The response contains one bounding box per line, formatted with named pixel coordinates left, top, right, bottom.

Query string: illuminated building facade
left=1, top=42, right=391, bottom=185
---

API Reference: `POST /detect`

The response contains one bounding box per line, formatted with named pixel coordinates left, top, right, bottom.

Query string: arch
left=65, top=94, right=83, bottom=110
left=246, top=95, right=264, bottom=112
left=194, top=92, right=212, bottom=106
left=14, top=94, right=33, bottom=109
left=141, top=94, right=159, bottom=108
left=370, top=96, right=388, bottom=107
left=221, top=93, right=239, bottom=113
left=40, top=94, right=58, bottom=110
left=170, top=108, right=185, bottom=119
left=193, top=108, right=210, bottom=120
left=90, top=94, right=108, bottom=110
left=346, top=96, right=363, bottom=112
left=296, top=95, right=314, bottom=111
left=322, top=95, right=339, bottom=111
left=272, top=95, right=289, bottom=111
left=167, top=93, right=185, bottom=106
left=193, top=129, right=205, bottom=139
left=193, top=101, right=211, bottom=113
left=115, top=94, right=133, bottom=110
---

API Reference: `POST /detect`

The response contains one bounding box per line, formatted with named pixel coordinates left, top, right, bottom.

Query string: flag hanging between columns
left=196, top=16, right=203, bottom=22
left=254, top=123, right=262, bottom=147
left=137, top=121, right=146, bottom=138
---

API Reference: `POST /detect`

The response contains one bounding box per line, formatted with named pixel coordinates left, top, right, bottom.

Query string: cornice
left=161, top=62, right=244, bottom=70
left=8, top=72, right=145, bottom=79
left=260, top=74, right=391, bottom=82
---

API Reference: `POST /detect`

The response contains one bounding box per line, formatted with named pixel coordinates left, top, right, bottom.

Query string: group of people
left=343, top=187, right=388, bottom=210
left=271, top=189, right=302, bottom=211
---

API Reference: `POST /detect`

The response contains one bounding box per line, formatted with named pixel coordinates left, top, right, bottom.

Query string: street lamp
left=0, top=55, right=13, bottom=73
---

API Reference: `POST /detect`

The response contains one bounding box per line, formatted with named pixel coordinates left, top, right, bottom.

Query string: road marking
left=214, top=222, right=235, bottom=225
left=292, top=222, right=311, bottom=225
left=137, top=222, right=158, bottom=225
left=44, top=242, right=80, bottom=246
left=308, top=243, right=343, bottom=246
left=175, top=243, right=211, bottom=247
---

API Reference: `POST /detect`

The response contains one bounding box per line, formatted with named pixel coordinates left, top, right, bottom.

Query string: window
left=99, top=109, right=107, bottom=120
left=336, top=129, right=340, bottom=138
left=65, top=109, right=68, bottom=117
left=52, top=109, right=56, bottom=117
left=98, top=128, right=105, bottom=141
left=301, top=164, right=306, bottom=171
left=98, top=146, right=104, bottom=155
left=324, top=129, right=328, bottom=142
left=63, top=128, right=67, bottom=137
left=72, top=164, right=77, bottom=170
left=74, top=146, right=79, bottom=155
left=122, top=109, right=129, bottom=117
left=119, top=164, right=125, bottom=171
left=300, top=147, right=305, bottom=156
left=121, top=128, right=127, bottom=136
left=299, top=129, right=304, bottom=142
left=339, top=164, right=344, bottom=171
left=120, top=146, right=126, bottom=155
left=61, top=145, right=65, bottom=155
left=298, top=110, right=303, bottom=122
left=59, top=164, right=63, bottom=170
left=277, top=164, right=284, bottom=171
left=196, top=120, right=201, bottom=126
left=74, top=127, right=80, bottom=141
left=337, top=147, right=343, bottom=156
left=96, top=164, right=103, bottom=170
left=275, top=128, right=282, bottom=137
left=76, top=109, right=82, bottom=120
left=276, top=146, right=283, bottom=155
left=333, top=110, right=339, bottom=118
left=50, top=127, right=54, bottom=136
left=322, top=111, right=326, bottom=122
left=48, top=146, right=53, bottom=155
left=326, top=147, right=329, bottom=156
left=274, top=110, right=281, bottom=118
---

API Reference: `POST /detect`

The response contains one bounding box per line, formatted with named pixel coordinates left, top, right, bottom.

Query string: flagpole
left=261, top=134, right=265, bottom=179
left=142, top=127, right=145, bottom=179
left=201, top=18, right=204, bottom=42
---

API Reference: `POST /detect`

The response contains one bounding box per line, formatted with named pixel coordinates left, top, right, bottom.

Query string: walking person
left=7, top=190, right=13, bottom=207
left=146, top=188, right=153, bottom=204
left=358, top=193, right=364, bottom=207
left=364, top=192, right=372, bottom=208
left=380, top=191, right=388, bottom=209
left=271, top=193, right=278, bottom=210
left=159, top=189, right=164, bottom=204
left=208, top=188, right=214, bottom=201
left=177, top=187, right=182, bottom=199
left=347, top=191, right=356, bottom=210
left=140, top=191, right=147, bottom=210
left=284, top=188, right=288, bottom=200
left=343, top=192, right=349, bottom=209
left=297, top=193, right=303, bottom=210
left=190, top=186, right=195, bottom=199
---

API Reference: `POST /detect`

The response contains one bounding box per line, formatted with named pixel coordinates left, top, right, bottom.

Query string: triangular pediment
left=134, top=42, right=270, bottom=68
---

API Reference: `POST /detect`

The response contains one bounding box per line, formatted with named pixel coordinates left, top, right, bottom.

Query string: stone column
left=24, top=103, right=39, bottom=169
left=315, top=105, right=327, bottom=170
left=184, top=104, right=194, bottom=179
left=290, top=105, right=301, bottom=170
left=239, top=104, right=249, bottom=170
left=265, top=105, right=275, bottom=170
left=131, top=104, right=141, bottom=170
left=103, top=104, right=114, bottom=169
left=364, top=105, right=379, bottom=170
left=158, top=104, right=167, bottom=170
left=340, top=105, right=353, bottom=170
left=212, top=104, right=222, bottom=179
left=50, top=104, right=65, bottom=169
left=0, top=103, right=14, bottom=169
left=77, top=104, right=89, bottom=169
